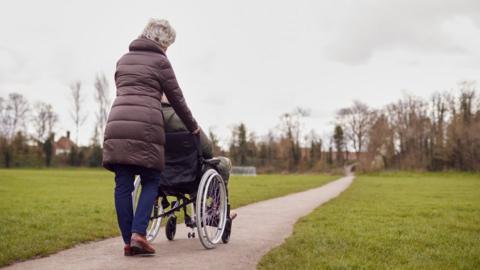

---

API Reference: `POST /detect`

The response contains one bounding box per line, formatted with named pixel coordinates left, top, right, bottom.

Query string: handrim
left=196, top=169, right=227, bottom=249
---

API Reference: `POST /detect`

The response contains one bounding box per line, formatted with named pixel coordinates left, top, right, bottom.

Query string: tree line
left=0, top=74, right=110, bottom=168
left=223, top=81, right=480, bottom=172
left=1, top=80, right=479, bottom=172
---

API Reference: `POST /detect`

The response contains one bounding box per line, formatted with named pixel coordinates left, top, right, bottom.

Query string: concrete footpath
left=4, top=175, right=354, bottom=270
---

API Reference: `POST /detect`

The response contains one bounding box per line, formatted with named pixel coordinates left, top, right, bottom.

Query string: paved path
left=4, top=176, right=354, bottom=270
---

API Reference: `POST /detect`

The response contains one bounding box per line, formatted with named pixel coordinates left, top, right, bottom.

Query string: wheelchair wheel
left=195, top=169, right=228, bottom=249
left=165, top=216, right=177, bottom=241
left=132, top=176, right=163, bottom=242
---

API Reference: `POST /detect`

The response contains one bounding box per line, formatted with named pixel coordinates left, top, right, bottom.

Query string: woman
left=102, top=19, right=199, bottom=256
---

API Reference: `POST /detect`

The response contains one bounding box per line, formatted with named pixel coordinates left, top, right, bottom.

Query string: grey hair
left=140, top=19, right=176, bottom=49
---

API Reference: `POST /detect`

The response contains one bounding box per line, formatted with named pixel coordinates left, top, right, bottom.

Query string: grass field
left=258, top=172, right=480, bottom=270
left=0, top=169, right=336, bottom=267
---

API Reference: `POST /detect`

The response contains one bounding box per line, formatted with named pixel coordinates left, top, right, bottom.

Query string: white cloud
left=323, top=0, right=480, bottom=64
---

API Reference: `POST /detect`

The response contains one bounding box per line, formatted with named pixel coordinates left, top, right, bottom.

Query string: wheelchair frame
left=132, top=161, right=232, bottom=249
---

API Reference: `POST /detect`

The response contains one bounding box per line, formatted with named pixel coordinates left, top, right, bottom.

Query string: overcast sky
left=1, top=0, right=480, bottom=146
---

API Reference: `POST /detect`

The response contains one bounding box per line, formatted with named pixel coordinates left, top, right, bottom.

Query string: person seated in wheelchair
left=161, top=95, right=237, bottom=220
left=161, top=95, right=231, bottom=182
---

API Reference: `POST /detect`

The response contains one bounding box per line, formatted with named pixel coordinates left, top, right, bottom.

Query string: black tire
left=222, top=218, right=232, bottom=243
left=196, top=169, right=228, bottom=249
left=166, top=216, right=177, bottom=241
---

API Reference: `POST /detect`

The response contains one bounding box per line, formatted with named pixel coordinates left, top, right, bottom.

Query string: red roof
left=55, top=136, right=75, bottom=150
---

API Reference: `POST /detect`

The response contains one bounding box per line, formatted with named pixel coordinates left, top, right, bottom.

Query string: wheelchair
left=131, top=131, right=232, bottom=249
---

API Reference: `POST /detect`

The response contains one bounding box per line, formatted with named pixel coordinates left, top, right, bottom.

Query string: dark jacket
left=102, top=38, right=198, bottom=171
left=161, top=103, right=213, bottom=158
left=161, top=103, right=232, bottom=183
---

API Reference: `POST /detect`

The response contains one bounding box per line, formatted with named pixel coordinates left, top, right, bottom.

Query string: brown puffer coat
left=102, top=38, right=198, bottom=171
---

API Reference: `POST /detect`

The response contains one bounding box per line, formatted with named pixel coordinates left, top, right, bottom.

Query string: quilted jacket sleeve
left=158, top=59, right=198, bottom=132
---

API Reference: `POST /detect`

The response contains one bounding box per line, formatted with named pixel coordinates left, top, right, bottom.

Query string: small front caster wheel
left=166, top=216, right=177, bottom=241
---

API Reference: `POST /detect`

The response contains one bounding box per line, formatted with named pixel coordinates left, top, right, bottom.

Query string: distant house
left=54, top=131, right=75, bottom=155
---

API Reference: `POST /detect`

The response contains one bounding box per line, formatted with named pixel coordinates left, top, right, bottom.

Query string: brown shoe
left=230, top=212, right=238, bottom=221
left=124, top=245, right=133, bottom=256
left=131, top=233, right=155, bottom=255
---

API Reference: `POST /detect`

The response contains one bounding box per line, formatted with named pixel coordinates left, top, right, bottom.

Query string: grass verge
left=258, top=172, right=480, bottom=270
left=0, top=169, right=337, bottom=267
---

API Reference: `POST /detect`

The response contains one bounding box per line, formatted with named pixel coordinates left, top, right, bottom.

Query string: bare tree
left=337, top=100, right=373, bottom=156
left=428, top=92, right=450, bottom=170
left=69, top=81, right=88, bottom=145
left=458, top=81, right=476, bottom=123
left=93, top=73, right=111, bottom=144
left=366, top=112, right=394, bottom=169
left=446, top=81, right=479, bottom=170
left=31, top=102, right=58, bottom=167
left=0, top=93, right=30, bottom=167
left=32, top=102, right=58, bottom=142
left=385, top=94, right=431, bottom=169
left=257, top=130, right=278, bottom=168
left=0, top=97, right=8, bottom=138
left=9, top=93, right=30, bottom=137
left=0, top=93, right=29, bottom=168
left=279, top=107, right=310, bottom=170
left=0, top=97, right=10, bottom=167
left=208, top=127, right=222, bottom=156
left=306, top=130, right=322, bottom=168
left=0, top=93, right=29, bottom=139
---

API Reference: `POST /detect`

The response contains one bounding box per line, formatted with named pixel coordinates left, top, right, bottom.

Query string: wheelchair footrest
left=184, top=214, right=195, bottom=228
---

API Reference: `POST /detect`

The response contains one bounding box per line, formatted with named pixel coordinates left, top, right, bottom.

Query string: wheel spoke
left=196, top=170, right=228, bottom=249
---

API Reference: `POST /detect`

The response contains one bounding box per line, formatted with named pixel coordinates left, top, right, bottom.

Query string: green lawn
left=258, top=172, right=480, bottom=270
left=0, top=169, right=336, bottom=267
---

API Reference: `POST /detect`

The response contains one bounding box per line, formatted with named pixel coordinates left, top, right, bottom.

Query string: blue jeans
left=113, top=164, right=161, bottom=245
